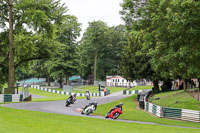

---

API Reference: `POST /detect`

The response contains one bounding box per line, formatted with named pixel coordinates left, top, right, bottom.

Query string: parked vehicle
left=81, top=102, right=97, bottom=115
left=105, top=107, right=123, bottom=119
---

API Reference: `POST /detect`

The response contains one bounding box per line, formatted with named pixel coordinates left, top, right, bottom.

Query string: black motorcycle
left=65, top=96, right=74, bottom=107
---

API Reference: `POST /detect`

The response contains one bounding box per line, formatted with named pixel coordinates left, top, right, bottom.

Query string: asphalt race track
left=3, top=91, right=128, bottom=117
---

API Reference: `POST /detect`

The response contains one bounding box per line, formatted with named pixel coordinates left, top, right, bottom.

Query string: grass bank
left=150, top=90, right=200, bottom=111
left=129, top=86, right=152, bottom=90
left=0, top=106, right=199, bottom=133
left=93, top=95, right=200, bottom=128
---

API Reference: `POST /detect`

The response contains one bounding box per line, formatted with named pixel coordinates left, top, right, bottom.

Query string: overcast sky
left=62, top=0, right=124, bottom=38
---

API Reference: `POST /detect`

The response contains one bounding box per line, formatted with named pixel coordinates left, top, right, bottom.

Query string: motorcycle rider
left=85, top=90, right=90, bottom=100
left=72, top=93, right=77, bottom=103
left=68, top=95, right=74, bottom=103
left=107, top=103, right=123, bottom=115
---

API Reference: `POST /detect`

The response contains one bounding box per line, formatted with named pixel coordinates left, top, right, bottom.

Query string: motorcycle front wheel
left=85, top=109, right=92, bottom=115
left=65, top=101, right=70, bottom=107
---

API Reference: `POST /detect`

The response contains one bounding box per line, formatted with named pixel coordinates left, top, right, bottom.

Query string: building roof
left=69, top=76, right=81, bottom=81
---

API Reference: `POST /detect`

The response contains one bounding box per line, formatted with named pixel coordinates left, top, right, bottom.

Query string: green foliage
left=79, top=21, right=110, bottom=80
left=46, top=15, right=81, bottom=87
left=120, top=0, right=200, bottom=84
left=79, top=22, right=128, bottom=80
left=0, top=0, right=68, bottom=85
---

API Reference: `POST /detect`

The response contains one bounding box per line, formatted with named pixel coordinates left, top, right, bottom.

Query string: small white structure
left=106, top=75, right=136, bottom=87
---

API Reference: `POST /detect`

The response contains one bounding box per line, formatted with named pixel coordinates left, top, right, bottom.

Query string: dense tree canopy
left=120, top=0, right=200, bottom=91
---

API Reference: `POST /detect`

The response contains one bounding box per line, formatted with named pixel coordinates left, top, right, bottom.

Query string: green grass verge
left=129, top=86, right=153, bottom=90
left=50, top=86, right=126, bottom=94
left=106, top=87, right=127, bottom=93
left=93, top=95, right=200, bottom=128
left=0, top=106, right=199, bottom=133
left=72, top=85, right=99, bottom=93
left=20, top=88, right=83, bottom=102
left=150, top=90, right=200, bottom=111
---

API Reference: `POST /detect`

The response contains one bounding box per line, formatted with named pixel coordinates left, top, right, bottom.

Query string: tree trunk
left=162, top=79, right=172, bottom=92
left=198, top=85, right=200, bottom=101
left=94, top=52, right=98, bottom=81
left=47, top=73, right=50, bottom=86
left=183, top=80, right=186, bottom=92
left=59, top=74, right=63, bottom=88
left=66, top=75, right=69, bottom=85
left=152, top=81, right=159, bottom=93
left=8, top=0, right=15, bottom=88
left=198, top=79, right=200, bottom=101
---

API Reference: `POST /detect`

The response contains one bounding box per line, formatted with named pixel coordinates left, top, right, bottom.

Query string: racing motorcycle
left=85, top=92, right=90, bottom=100
left=105, top=108, right=123, bottom=119
left=81, top=102, right=97, bottom=115
left=65, top=95, right=74, bottom=107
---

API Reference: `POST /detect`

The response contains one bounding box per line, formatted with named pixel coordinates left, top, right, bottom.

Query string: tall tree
left=79, top=21, right=109, bottom=81
left=0, top=0, right=67, bottom=87
left=46, top=15, right=81, bottom=88
left=106, top=25, right=128, bottom=76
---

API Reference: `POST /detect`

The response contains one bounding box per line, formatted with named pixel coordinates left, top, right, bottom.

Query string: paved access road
left=3, top=91, right=200, bottom=130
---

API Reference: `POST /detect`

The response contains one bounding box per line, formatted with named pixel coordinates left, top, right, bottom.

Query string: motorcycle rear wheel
left=113, top=112, right=120, bottom=119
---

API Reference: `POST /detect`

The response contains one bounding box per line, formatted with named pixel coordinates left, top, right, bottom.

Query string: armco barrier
left=0, top=94, right=23, bottom=102
left=123, top=90, right=143, bottom=95
left=144, top=102, right=200, bottom=123
left=31, top=85, right=110, bottom=97
left=145, top=102, right=163, bottom=117
left=182, top=109, right=200, bottom=123
left=163, top=107, right=182, bottom=120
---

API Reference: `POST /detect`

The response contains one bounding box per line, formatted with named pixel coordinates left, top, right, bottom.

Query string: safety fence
left=31, top=85, right=110, bottom=97
left=123, top=90, right=143, bottom=95
left=145, top=102, right=163, bottom=117
left=144, top=102, right=200, bottom=123
left=0, top=94, right=23, bottom=103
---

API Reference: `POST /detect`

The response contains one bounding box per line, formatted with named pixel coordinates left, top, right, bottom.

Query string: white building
left=106, top=75, right=137, bottom=87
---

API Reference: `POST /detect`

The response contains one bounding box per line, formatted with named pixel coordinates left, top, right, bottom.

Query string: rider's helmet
left=94, top=101, right=97, bottom=104
left=119, top=103, right=123, bottom=106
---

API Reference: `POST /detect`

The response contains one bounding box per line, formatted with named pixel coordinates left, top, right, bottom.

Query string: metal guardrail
left=0, top=94, right=23, bottom=102
left=145, top=102, right=200, bottom=123
left=31, top=85, right=110, bottom=97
